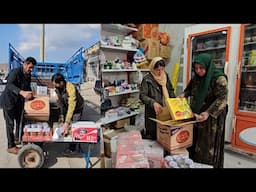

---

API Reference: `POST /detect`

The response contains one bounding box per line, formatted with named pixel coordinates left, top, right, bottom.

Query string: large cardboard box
left=150, top=107, right=195, bottom=152
left=157, top=123, right=193, bottom=151
left=24, top=96, right=50, bottom=121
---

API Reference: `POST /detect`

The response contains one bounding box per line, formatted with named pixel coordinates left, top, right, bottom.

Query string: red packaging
left=71, top=121, right=98, bottom=143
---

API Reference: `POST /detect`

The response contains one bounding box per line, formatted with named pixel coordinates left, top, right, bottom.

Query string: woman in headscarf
left=140, top=57, right=176, bottom=140
left=178, top=53, right=228, bottom=168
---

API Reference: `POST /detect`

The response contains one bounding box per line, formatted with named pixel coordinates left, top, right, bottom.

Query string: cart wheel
left=17, top=144, right=45, bottom=168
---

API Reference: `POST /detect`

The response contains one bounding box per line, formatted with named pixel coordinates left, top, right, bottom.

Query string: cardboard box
left=157, top=123, right=193, bottom=152
left=166, top=98, right=193, bottom=120
left=159, top=44, right=171, bottom=58
left=24, top=96, right=50, bottom=121
left=115, top=118, right=130, bottom=129
left=103, top=129, right=125, bottom=157
left=150, top=107, right=195, bottom=152
left=170, top=148, right=189, bottom=156
left=140, top=39, right=160, bottom=60
left=137, top=24, right=159, bottom=40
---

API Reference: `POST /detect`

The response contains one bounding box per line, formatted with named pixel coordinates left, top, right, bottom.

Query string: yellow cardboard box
left=166, top=98, right=193, bottom=120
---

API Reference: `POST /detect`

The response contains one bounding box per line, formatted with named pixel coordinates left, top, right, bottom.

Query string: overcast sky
left=0, top=24, right=101, bottom=64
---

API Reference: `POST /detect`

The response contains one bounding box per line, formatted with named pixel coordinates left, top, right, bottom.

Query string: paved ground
left=0, top=102, right=102, bottom=168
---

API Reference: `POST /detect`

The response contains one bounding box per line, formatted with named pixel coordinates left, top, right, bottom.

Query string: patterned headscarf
left=192, top=53, right=226, bottom=113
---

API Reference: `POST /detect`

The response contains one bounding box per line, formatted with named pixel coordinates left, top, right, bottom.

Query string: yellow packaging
left=166, top=98, right=193, bottom=120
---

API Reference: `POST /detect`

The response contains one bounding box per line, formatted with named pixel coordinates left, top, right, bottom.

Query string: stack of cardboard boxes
left=23, top=96, right=52, bottom=141
left=137, top=24, right=171, bottom=60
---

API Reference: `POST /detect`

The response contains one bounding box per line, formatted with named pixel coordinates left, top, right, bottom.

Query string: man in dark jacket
left=2, top=57, right=37, bottom=154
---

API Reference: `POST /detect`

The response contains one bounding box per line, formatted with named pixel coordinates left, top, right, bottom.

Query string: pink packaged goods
left=71, top=121, right=98, bottom=143
left=116, top=154, right=150, bottom=168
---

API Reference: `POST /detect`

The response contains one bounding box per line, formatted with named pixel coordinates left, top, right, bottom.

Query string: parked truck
left=8, top=43, right=85, bottom=87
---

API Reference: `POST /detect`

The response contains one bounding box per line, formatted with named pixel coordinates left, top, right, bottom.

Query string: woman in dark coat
left=178, top=53, right=228, bottom=168
left=140, top=57, right=176, bottom=140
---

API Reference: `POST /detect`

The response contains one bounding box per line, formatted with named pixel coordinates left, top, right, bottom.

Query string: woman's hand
left=153, top=102, right=163, bottom=115
left=194, top=112, right=209, bottom=122
left=177, top=92, right=185, bottom=98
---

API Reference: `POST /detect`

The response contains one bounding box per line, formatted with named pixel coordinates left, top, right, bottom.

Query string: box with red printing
left=71, top=121, right=98, bottom=143
left=150, top=107, right=195, bottom=152
left=157, top=123, right=193, bottom=151
left=24, top=96, right=50, bottom=121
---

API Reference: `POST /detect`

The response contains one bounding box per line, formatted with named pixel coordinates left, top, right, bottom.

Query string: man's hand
left=58, top=115, right=64, bottom=124
left=61, top=122, right=70, bottom=136
left=20, top=90, right=33, bottom=99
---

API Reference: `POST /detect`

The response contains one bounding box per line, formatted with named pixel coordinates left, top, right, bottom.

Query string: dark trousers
left=3, top=106, right=23, bottom=148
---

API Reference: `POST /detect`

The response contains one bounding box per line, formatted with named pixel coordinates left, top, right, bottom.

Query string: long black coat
left=184, top=75, right=228, bottom=168
left=1, top=66, right=31, bottom=110
left=140, top=72, right=176, bottom=139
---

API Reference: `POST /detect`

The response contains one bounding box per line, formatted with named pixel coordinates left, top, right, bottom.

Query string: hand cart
left=16, top=111, right=104, bottom=168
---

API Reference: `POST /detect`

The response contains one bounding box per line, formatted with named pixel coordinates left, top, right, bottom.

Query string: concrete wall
left=159, top=24, right=193, bottom=95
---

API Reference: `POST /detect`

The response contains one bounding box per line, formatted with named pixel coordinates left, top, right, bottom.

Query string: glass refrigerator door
left=238, top=24, right=256, bottom=113
left=191, top=30, right=227, bottom=77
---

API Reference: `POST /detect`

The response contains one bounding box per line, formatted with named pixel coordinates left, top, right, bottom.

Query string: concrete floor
left=224, top=144, right=256, bottom=168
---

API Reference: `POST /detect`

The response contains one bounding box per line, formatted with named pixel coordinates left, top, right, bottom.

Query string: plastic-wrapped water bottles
left=164, top=154, right=195, bottom=168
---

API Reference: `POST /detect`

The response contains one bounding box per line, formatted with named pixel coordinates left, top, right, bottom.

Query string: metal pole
left=40, top=24, right=45, bottom=62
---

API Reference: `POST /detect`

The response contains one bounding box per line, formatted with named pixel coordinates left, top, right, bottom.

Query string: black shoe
left=14, top=138, right=22, bottom=145
left=62, top=149, right=77, bottom=156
